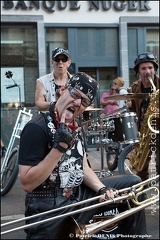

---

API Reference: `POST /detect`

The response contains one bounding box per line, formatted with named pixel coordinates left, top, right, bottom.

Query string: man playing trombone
left=18, top=72, right=147, bottom=239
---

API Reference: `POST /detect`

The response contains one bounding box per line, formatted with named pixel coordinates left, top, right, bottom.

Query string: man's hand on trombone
left=98, top=187, right=123, bottom=203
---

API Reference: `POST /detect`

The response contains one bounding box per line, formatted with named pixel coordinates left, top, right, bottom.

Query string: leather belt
left=27, top=187, right=77, bottom=198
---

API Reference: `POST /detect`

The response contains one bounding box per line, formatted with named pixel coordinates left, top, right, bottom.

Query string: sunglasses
left=137, top=53, right=155, bottom=61
left=68, top=87, right=91, bottom=107
left=111, top=88, right=116, bottom=90
left=53, top=57, right=68, bottom=63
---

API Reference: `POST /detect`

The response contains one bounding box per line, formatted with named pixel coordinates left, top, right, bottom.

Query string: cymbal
left=85, top=107, right=103, bottom=111
left=104, top=93, right=150, bottom=101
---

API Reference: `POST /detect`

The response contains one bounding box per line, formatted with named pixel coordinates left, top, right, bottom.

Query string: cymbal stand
left=94, top=130, right=113, bottom=179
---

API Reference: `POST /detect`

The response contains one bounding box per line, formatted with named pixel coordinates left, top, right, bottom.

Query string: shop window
left=77, top=28, right=118, bottom=59
left=1, top=25, right=38, bottom=108
left=45, top=28, right=68, bottom=73
left=1, top=25, right=38, bottom=146
left=146, top=29, right=159, bottom=75
left=99, top=68, right=117, bottom=95
left=128, top=27, right=159, bottom=84
left=128, top=29, right=138, bottom=58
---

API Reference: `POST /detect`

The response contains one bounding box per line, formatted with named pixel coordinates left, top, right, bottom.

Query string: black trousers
left=25, top=174, right=147, bottom=239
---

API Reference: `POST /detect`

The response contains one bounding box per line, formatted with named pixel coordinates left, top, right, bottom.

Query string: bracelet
left=53, top=142, right=67, bottom=153
left=97, top=187, right=107, bottom=195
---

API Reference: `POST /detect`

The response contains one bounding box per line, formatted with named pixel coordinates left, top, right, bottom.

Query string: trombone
left=1, top=175, right=159, bottom=236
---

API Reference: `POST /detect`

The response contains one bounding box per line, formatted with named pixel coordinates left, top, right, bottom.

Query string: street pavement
left=1, top=148, right=159, bottom=239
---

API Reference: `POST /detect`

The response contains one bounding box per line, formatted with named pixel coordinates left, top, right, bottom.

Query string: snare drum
left=108, top=112, right=140, bottom=144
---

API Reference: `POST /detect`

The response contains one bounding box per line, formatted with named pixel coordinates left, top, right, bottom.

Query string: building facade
left=1, top=1, right=159, bottom=146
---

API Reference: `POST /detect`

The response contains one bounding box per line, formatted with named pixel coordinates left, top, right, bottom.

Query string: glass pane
left=78, top=68, right=97, bottom=79
left=99, top=68, right=117, bottom=97
left=1, top=26, right=38, bottom=107
left=1, top=25, right=38, bottom=146
left=129, top=68, right=137, bottom=86
left=128, top=29, right=138, bottom=57
left=46, top=28, right=68, bottom=73
left=146, top=29, right=159, bottom=59
left=77, top=28, right=118, bottom=58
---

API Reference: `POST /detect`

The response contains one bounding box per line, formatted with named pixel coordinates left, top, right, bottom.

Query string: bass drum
left=108, top=112, right=140, bottom=144
left=118, top=144, right=137, bottom=175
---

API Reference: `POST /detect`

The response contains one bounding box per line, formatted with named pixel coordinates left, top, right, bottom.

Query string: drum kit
left=81, top=93, right=150, bottom=176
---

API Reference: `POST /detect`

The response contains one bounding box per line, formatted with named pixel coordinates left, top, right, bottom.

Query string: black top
left=18, top=112, right=85, bottom=189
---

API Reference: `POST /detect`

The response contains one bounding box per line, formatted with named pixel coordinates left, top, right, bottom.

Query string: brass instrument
left=147, top=76, right=159, bottom=134
left=148, top=112, right=159, bottom=134
left=1, top=175, right=159, bottom=237
left=129, top=77, right=159, bottom=172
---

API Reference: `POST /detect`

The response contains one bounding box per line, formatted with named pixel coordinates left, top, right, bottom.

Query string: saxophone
left=129, top=77, right=159, bottom=172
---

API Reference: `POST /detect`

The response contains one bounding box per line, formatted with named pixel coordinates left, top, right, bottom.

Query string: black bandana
left=67, top=72, right=98, bottom=101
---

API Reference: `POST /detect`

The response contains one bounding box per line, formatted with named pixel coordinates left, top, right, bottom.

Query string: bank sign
left=2, top=1, right=151, bottom=13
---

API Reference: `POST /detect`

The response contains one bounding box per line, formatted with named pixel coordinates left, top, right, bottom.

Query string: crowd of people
left=1, top=46, right=159, bottom=239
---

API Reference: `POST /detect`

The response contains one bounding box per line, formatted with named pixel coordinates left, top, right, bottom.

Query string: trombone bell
left=70, top=198, right=159, bottom=239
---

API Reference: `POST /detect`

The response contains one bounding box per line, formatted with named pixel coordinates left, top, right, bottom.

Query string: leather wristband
left=97, top=187, right=117, bottom=196
left=53, top=142, right=67, bottom=153
left=97, top=187, right=107, bottom=195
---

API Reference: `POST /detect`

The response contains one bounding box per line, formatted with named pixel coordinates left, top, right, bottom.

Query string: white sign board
left=1, top=67, right=25, bottom=104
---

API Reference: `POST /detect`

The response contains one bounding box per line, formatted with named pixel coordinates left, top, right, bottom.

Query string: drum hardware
left=86, top=119, right=115, bottom=133
left=92, top=130, right=113, bottom=178
left=101, top=138, right=113, bottom=144
left=96, top=131, right=115, bottom=178
left=103, top=106, right=128, bottom=117
left=81, top=106, right=127, bottom=126
left=105, top=120, right=115, bottom=132
left=87, top=121, right=101, bottom=131
left=1, top=175, right=159, bottom=236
